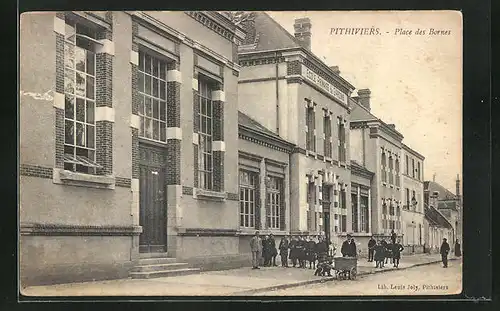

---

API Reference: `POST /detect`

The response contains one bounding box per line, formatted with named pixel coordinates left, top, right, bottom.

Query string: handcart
left=333, top=257, right=357, bottom=280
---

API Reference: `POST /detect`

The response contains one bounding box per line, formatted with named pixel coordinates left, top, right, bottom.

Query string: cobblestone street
left=257, top=260, right=462, bottom=296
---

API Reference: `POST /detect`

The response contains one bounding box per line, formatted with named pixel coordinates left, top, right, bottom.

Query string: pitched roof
left=238, top=111, right=278, bottom=137
left=424, top=181, right=458, bottom=200
left=424, top=203, right=453, bottom=229
left=349, top=100, right=378, bottom=122
left=250, top=12, right=302, bottom=51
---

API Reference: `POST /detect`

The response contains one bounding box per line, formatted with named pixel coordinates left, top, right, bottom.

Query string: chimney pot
left=294, top=18, right=312, bottom=51
left=357, top=88, right=371, bottom=111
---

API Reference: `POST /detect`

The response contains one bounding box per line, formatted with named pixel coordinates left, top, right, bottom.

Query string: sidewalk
left=21, top=253, right=459, bottom=297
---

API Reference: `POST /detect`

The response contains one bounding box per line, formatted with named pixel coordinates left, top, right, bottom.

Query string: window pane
left=86, top=125, right=95, bottom=148
left=75, top=72, right=85, bottom=97
left=240, top=215, right=244, bottom=227
left=160, top=61, right=166, bottom=79
left=160, top=122, right=166, bottom=142
left=64, top=69, right=75, bottom=94
left=86, top=76, right=94, bottom=99
left=153, top=120, right=159, bottom=140
left=86, top=100, right=94, bottom=123
left=207, top=119, right=212, bottom=135
left=65, top=95, right=74, bottom=119
left=160, top=100, right=166, bottom=121
left=139, top=116, right=144, bottom=137
left=160, top=81, right=166, bottom=100
left=153, top=99, right=159, bottom=118
left=145, top=97, right=152, bottom=117
left=64, top=43, right=75, bottom=68
left=65, top=120, right=74, bottom=144
left=145, top=54, right=152, bottom=74
left=75, top=47, right=85, bottom=72
left=139, top=52, right=144, bottom=71
left=138, top=95, right=145, bottom=116
left=138, top=72, right=144, bottom=93
left=88, top=149, right=95, bottom=161
left=207, top=100, right=212, bottom=115
left=201, top=98, right=206, bottom=115
left=76, top=122, right=85, bottom=146
left=153, top=58, right=159, bottom=76
left=86, top=51, right=95, bottom=75
left=76, top=98, right=85, bottom=122
left=152, top=78, right=159, bottom=97
left=145, top=118, right=152, bottom=138
left=145, top=75, right=151, bottom=95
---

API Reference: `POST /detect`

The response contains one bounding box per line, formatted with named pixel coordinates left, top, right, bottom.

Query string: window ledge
left=53, top=168, right=115, bottom=189
left=390, top=184, right=394, bottom=189
left=238, top=229, right=288, bottom=236
left=382, top=182, right=387, bottom=187
left=195, top=188, right=226, bottom=201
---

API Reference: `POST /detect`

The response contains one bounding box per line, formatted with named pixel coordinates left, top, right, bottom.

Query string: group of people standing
left=367, top=233, right=404, bottom=269
left=249, top=231, right=332, bottom=270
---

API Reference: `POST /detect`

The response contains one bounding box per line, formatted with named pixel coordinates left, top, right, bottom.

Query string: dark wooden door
left=139, top=144, right=167, bottom=253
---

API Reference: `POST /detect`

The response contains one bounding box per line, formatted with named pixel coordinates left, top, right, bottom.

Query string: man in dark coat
left=454, top=239, right=462, bottom=257
left=440, top=238, right=450, bottom=268
left=391, top=238, right=404, bottom=268
left=298, top=236, right=307, bottom=268
left=268, top=234, right=278, bottom=266
left=279, top=235, right=290, bottom=267
left=380, top=239, right=388, bottom=267
left=306, top=236, right=317, bottom=269
left=289, top=236, right=298, bottom=267
left=315, top=236, right=328, bottom=262
left=367, top=236, right=376, bottom=262
left=374, top=240, right=385, bottom=268
left=262, top=235, right=270, bottom=266
left=341, top=234, right=357, bottom=257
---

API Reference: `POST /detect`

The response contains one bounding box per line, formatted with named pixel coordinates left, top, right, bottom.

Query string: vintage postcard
left=19, top=10, right=462, bottom=297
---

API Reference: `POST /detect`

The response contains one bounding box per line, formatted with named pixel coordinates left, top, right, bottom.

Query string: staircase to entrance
left=130, top=253, right=200, bottom=279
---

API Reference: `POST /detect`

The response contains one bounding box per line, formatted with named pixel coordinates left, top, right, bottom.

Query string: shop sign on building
left=302, top=64, right=347, bottom=105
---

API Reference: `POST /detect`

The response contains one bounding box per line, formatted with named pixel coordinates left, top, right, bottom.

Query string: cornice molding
left=238, top=125, right=295, bottom=153
left=185, top=11, right=245, bottom=44
left=129, top=11, right=241, bottom=72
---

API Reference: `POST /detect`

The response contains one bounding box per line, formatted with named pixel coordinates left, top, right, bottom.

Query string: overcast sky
left=268, top=11, right=462, bottom=192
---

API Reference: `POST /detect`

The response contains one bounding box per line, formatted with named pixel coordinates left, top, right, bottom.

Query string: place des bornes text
left=330, top=27, right=452, bottom=36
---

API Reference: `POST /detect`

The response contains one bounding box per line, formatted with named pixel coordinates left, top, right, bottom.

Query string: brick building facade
left=20, top=11, right=245, bottom=285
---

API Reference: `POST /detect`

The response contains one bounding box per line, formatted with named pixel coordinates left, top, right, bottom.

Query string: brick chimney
left=357, top=88, right=371, bottom=111
left=330, top=66, right=340, bottom=75
left=294, top=18, right=312, bottom=51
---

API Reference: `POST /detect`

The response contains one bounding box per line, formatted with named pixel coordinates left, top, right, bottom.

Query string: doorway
left=139, top=144, right=167, bottom=253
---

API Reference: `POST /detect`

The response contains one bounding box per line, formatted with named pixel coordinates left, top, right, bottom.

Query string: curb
left=231, top=258, right=458, bottom=295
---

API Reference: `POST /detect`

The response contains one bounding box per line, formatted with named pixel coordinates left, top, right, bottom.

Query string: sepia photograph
left=19, top=10, right=463, bottom=297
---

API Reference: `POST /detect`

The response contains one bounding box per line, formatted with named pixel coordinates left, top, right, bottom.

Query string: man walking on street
left=250, top=231, right=263, bottom=269
left=367, top=236, right=376, bottom=262
left=269, top=234, right=278, bottom=266
left=440, top=238, right=450, bottom=268
left=392, top=238, right=404, bottom=268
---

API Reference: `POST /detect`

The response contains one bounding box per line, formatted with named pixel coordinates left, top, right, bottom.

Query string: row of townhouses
left=19, top=11, right=462, bottom=285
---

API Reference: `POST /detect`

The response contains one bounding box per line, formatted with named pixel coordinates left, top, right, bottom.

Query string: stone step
left=138, top=252, right=170, bottom=259
left=130, top=268, right=201, bottom=279
left=130, top=262, right=189, bottom=273
left=136, top=257, right=178, bottom=265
